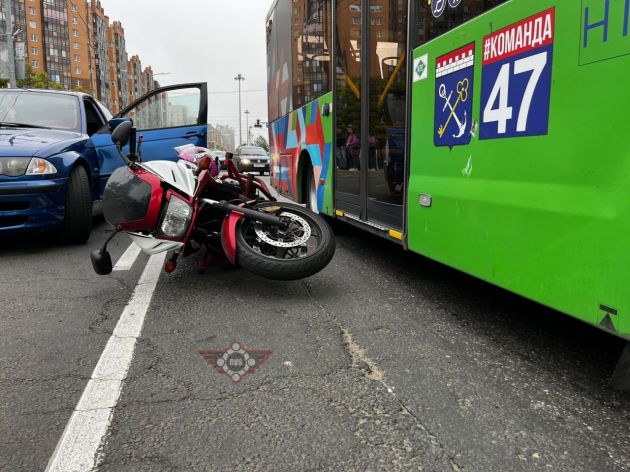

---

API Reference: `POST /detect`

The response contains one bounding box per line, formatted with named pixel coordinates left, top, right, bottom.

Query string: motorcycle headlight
left=26, top=158, right=58, bottom=175
left=160, top=196, right=192, bottom=239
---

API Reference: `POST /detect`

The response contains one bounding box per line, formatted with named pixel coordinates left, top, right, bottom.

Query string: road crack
left=302, top=280, right=464, bottom=472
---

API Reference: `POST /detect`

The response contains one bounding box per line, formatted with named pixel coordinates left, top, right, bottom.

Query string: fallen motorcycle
left=90, top=121, right=335, bottom=280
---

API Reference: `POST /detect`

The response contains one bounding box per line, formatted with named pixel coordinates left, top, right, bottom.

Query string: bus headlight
left=160, top=196, right=192, bottom=239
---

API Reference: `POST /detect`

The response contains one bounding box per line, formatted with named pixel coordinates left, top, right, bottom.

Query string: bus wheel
left=306, top=166, right=318, bottom=213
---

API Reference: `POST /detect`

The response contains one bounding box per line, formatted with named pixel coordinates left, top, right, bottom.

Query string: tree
left=0, top=78, right=9, bottom=88
left=73, top=85, right=90, bottom=94
left=252, top=135, right=269, bottom=152
left=17, top=65, right=63, bottom=90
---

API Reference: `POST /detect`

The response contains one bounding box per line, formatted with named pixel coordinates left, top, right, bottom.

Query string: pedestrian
left=346, top=126, right=360, bottom=170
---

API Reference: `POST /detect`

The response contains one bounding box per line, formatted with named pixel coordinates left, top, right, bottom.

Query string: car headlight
left=26, top=158, right=58, bottom=175
left=241, top=159, right=251, bottom=165
left=160, top=196, right=192, bottom=239
left=0, top=157, right=32, bottom=176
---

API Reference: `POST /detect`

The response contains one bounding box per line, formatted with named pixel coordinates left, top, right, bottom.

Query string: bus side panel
left=269, top=92, right=335, bottom=216
left=407, top=0, right=630, bottom=339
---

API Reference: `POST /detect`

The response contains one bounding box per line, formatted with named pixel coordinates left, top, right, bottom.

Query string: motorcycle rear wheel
left=236, top=202, right=335, bottom=280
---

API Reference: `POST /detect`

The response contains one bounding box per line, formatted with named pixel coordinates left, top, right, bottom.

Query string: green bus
left=265, top=0, right=630, bottom=387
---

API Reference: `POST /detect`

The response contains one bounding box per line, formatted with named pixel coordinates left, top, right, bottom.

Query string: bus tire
left=305, top=165, right=318, bottom=213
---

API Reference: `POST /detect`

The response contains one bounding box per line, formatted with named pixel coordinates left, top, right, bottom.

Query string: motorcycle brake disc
left=254, top=212, right=312, bottom=248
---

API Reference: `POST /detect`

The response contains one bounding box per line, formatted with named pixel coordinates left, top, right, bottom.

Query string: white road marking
left=45, top=253, right=166, bottom=472
left=112, top=243, right=142, bottom=271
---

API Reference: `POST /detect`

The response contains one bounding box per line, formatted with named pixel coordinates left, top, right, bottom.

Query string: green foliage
left=252, top=135, right=269, bottom=152
left=0, top=78, right=9, bottom=88
left=17, top=65, right=63, bottom=90
left=73, top=85, right=90, bottom=94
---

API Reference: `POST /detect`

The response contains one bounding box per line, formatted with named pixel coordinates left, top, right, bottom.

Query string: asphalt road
left=1, top=181, right=629, bottom=471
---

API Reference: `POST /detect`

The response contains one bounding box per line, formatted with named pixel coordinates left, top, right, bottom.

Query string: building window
left=30, top=33, right=37, bottom=41
left=76, top=80, right=81, bottom=87
left=71, top=3, right=78, bottom=12
left=74, top=54, right=80, bottom=62
left=73, top=30, right=79, bottom=37
left=32, top=60, right=39, bottom=68
left=28, top=7, right=35, bottom=14
left=72, top=17, right=78, bottom=25
left=29, top=20, right=36, bottom=28
left=73, top=42, right=79, bottom=49
left=31, top=47, right=38, bottom=55
left=75, top=67, right=81, bottom=74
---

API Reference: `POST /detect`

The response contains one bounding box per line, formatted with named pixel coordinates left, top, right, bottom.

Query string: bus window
left=291, top=0, right=332, bottom=108
left=412, top=0, right=508, bottom=48
left=267, top=11, right=279, bottom=123
left=334, top=0, right=362, bottom=203
left=368, top=0, right=409, bottom=208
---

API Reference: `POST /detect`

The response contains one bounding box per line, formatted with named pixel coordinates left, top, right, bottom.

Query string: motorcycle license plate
left=254, top=164, right=265, bottom=168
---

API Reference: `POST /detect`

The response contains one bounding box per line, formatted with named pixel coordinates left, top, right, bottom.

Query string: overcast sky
left=100, top=0, right=271, bottom=144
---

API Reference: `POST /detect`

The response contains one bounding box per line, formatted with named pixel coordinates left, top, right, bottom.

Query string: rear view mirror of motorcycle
left=111, top=120, right=132, bottom=147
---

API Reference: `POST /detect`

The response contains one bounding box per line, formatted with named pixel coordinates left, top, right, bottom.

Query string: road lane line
left=45, top=253, right=166, bottom=472
left=112, top=243, right=142, bottom=271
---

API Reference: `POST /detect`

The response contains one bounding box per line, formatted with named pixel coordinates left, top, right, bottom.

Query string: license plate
left=254, top=164, right=265, bottom=168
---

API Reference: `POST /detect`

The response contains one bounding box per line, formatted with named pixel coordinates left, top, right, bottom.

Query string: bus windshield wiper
left=0, top=122, right=50, bottom=129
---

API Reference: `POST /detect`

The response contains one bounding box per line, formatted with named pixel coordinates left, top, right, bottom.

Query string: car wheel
left=60, top=165, right=92, bottom=244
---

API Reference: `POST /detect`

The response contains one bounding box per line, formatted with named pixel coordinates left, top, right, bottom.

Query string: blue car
left=0, top=83, right=208, bottom=242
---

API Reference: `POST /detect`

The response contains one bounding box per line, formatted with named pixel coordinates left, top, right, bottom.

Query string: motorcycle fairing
left=128, top=233, right=184, bottom=255
left=221, top=211, right=244, bottom=265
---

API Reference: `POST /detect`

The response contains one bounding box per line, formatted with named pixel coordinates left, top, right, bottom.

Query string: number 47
left=483, top=51, right=548, bottom=134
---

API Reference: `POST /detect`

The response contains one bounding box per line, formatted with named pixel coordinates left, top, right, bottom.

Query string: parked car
left=0, top=83, right=208, bottom=242
left=208, top=150, right=227, bottom=169
left=233, top=146, right=270, bottom=175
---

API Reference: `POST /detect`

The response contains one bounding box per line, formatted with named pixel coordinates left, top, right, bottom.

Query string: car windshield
left=240, top=147, right=267, bottom=156
left=0, top=91, right=81, bottom=132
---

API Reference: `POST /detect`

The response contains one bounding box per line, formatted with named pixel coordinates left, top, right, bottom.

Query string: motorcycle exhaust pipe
left=201, top=199, right=288, bottom=228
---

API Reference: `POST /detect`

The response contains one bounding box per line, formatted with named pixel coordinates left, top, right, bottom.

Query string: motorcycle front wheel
left=236, top=202, right=336, bottom=280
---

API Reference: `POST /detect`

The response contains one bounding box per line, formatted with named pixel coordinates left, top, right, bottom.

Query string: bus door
left=334, top=0, right=408, bottom=230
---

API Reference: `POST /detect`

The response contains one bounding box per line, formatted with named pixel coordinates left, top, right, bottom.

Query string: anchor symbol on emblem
left=437, top=78, right=469, bottom=139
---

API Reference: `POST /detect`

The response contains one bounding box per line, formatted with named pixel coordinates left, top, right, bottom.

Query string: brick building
left=0, top=0, right=158, bottom=113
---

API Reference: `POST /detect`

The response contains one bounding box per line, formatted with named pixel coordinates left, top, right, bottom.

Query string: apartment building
left=0, top=0, right=158, bottom=114
left=127, top=54, right=142, bottom=103
left=90, top=0, right=109, bottom=104
left=107, top=20, right=127, bottom=113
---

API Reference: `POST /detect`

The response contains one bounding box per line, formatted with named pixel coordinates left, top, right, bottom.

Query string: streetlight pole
left=244, top=109, right=250, bottom=145
left=234, top=73, right=245, bottom=146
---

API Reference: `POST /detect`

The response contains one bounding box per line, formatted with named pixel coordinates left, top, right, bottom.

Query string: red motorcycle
left=91, top=121, right=335, bottom=280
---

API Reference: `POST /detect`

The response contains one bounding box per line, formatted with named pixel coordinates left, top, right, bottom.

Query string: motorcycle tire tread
left=236, top=203, right=336, bottom=281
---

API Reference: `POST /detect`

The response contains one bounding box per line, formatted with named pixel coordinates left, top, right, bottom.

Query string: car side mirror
left=111, top=120, right=132, bottom=148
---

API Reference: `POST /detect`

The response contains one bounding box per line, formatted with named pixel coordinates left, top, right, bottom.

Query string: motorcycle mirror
left=91, top=249, right=113, bottom=275
left=111, top=121, right=133, bottom=148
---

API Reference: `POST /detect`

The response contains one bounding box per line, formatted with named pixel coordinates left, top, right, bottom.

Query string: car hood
left=0, top=128, right=84, bottom=158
